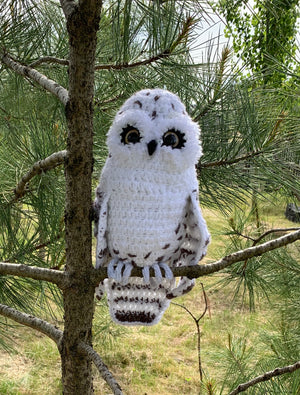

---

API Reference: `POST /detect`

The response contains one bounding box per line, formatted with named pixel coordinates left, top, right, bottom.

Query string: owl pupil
left=164, top=133, right=177, bottom=146
left=127, top=131, right=140, bottom=143
left=121, top=126, right=141, bottom=145
left=162, top=129, right=186, bottom=149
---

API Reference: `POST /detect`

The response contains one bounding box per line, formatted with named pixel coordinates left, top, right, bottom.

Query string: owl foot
left=142, top=262, right=173, bottom=284
left=107, top=258, right=133, bottom=285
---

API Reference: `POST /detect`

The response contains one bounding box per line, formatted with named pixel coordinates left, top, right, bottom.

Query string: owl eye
left=120, top=126, right=141, bottom=145
left=162, top=129, right=186, bottom=149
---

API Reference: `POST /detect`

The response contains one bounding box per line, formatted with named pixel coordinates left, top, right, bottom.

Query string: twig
left=91, top=229, right=300, bottom=283
left=78, top=342, right=124, bottom=395
left=0, top=303, right=62, bottom=346
left=1, top=53, right=69, bottom=106
left=229, top=360, right=300, bottom=395
left=197, top=150, right=263, bottom=170
left=172, top=283, right=208, bottom=382
left=0, top=262, right=68, bottom=288
left=252, top=227, right=300, bottom=246
left=239, top=227, right=299, bottom=274
left=94, top=16, right=195, bottom=71
left=29, top=57, right=69, bottom=68
left=11, top=150, right=67, bottom=202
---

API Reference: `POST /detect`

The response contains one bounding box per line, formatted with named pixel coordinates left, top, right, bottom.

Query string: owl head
left=106, top=89, right=202, bottom=173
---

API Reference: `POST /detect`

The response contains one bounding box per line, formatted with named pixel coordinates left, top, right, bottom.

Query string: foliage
left=214, top=0, right=300, bottom=85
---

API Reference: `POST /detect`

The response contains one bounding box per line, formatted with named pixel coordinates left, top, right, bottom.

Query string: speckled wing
left=94, top=180, right=111, bottom=299
left=167, top=192, right=210, bottom=299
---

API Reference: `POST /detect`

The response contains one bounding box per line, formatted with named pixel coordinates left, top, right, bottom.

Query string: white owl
left=94, top=88, right=210, bottom=326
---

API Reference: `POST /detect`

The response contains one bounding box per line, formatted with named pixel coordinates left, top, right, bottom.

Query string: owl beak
left=147, top=140, right=157, bottom=156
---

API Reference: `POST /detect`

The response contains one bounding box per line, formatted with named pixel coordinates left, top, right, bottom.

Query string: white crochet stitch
left=94, top=88, right=210, bottom=326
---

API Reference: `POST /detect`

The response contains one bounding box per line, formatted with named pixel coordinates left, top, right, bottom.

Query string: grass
left=0, top=196, right=298, bottom=394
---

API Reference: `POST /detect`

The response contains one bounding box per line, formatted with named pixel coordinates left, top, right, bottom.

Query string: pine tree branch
left=252, top=227, right=300, bottom=246
left=1, top=53, right=69, bottom=106
left=197, top=150, right=263, bottom=170
left=229, top=360, right=300, bottom=395
left=91, top=229, right=300, bottom=283
left=94, top=50, right=173, bottom=70
left=95, top=16, right=194, bottom=71
left=77, top=342, right=124, bottom=395
left=29, top=57, right=69, bottom=68
left=11, top=150, right=67, bottom=202
left=0, top=262, right=68, bottom=288
left=0, top=303, right=62, bottom=345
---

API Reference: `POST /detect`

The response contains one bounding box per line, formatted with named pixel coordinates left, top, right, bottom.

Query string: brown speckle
left=128, top=253, right=137, bottom=258
left=177, top=235, right=183, bottom=241
left=134, top=100, right=142, bottom=108
left=156, top=256, right=164, bottom=262
left=171, top=103, right=175, bottom=110
left=144, top=251, right=152, bottom=259
left=152, top=110, right=157, bottom=119
left=154, top=95, right=160, bottom=101
left=175, top=224, right=181, bottom=234
left=113, top=249, right=119, bottom=255
left=162, top=243, right=170, bottom=249
left=205, top=238, right=210, bottom=246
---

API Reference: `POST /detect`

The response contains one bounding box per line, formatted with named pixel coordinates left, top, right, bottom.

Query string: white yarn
left=94, top=88, right=210, bottom=326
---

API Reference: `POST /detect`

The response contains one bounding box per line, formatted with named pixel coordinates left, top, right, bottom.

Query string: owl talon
left=107, top=259, right=133, bottom=285
left=142, top=262, right=174, bottom=284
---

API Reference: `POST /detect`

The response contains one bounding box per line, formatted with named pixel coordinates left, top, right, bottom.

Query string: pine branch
left=1, top=53, right=69, bottom=106
left=95, top=16, right=195, bottom=71
left=91, top=229, right=300, bottom=283
left=0, top=262, right=68, bottom=288
left=0, top=303, right=62, bottom=345
left=229, top=360, right=300, bottom=395
left=253, top=227, right=300, bottom=246
left=11, top=150, right=67, bottom=202
left=27, top=16, right=193, bottom=72
left=29, top=57, right=69, bottom=68
left=78, top=342, right=124, bottom=395
left=197, top=150, right=263, bottom=170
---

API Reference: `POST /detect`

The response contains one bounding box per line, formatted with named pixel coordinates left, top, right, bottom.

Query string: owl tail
left=104, top=277, right=175, bottom=326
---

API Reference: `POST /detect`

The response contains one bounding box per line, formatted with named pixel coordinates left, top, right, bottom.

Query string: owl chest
left=105, top=172, right=188, bottom=265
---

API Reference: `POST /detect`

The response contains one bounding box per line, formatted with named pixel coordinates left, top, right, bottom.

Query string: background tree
left=214, top=0, right=300, bottom=85
left=0, top=0, right=299, bottom=393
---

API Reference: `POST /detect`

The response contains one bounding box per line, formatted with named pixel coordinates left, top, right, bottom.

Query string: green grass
left=0, top=197, right=298, bottom=394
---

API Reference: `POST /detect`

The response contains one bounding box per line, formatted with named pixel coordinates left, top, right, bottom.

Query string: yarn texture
left=94, top=88, right=210, bottom=326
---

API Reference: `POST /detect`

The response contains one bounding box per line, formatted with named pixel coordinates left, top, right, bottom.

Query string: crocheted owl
left=94, top=88, right=210, bottom=326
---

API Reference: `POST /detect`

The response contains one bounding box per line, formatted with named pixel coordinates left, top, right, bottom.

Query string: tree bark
left=60, top=1, right=102, bottom=393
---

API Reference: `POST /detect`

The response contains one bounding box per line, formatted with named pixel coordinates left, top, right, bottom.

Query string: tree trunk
left=60, top=3, right=101, bottom=393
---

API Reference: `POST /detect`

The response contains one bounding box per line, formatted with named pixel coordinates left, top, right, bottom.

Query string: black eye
left=120, top=125, right=141, bottom=145
left=162, top=129, right=186, bottom=149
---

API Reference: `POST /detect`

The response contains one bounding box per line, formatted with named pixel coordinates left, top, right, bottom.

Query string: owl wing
left=94, top=177, right=112, bottom=300
left=167, top=191, right=210, bottom=299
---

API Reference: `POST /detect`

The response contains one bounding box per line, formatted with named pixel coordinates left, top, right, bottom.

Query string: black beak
left=147, top=140, right=157, bottom=156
